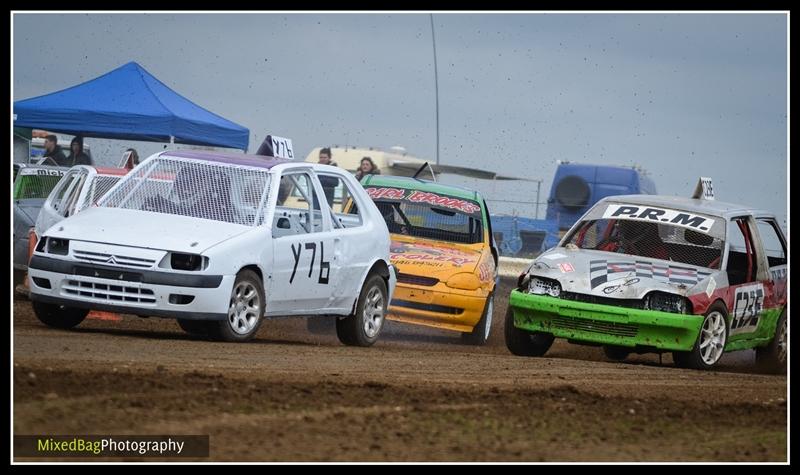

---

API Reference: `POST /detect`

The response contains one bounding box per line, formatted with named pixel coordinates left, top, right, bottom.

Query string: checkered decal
left=589, top=260, right=712, bottom=289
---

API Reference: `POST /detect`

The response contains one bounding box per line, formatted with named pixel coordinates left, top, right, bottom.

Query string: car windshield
left=13, top=171, right=65, bottom=200
left=366, top=186, right=483, bottom=244
left=98, top=156, right=272, bottom=226
left=565, top=218, right=725, bottom=269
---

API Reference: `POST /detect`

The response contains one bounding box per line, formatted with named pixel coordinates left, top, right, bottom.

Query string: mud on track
left=13, top=280, right=787, bottom=461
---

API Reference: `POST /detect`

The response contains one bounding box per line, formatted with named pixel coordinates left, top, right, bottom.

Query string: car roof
left=361, top=174, right=482, bottom=202
left=162, top=150, right=291, bottom=169
left=599, top=194, right=774, bottom=219
left=94, top=167, right=129, bottom=176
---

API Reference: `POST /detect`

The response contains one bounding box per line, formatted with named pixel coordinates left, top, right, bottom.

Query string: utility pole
left=430, top=14, right=440, bottom=166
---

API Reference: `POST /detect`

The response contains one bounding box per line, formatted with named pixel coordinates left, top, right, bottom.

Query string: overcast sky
left=12, top=13, right=788, bottom=224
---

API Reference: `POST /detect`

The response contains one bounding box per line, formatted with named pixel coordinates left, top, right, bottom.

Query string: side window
left=726, top=217, right=760, bottom=286
left=756, top=219, right=787, bottom=268
left=316, top=173, right=363, bottom=228
left=273, top=173, right=318, bottom=236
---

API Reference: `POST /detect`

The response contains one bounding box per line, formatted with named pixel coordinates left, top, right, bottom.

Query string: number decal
left=730, top=283, right=764, bottom=335
left=305, top=242, right=316, bottom=278
left=289, top=241, right=330, bottom=285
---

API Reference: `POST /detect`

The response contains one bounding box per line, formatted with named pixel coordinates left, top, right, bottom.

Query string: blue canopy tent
left=13, top=61, right=249, bottom=151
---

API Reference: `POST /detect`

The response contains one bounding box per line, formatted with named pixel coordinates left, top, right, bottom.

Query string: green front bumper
left=509, top=290, right=703, bottom=351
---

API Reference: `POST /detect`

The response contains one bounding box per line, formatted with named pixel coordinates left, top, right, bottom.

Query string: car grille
left=73, top=249, right=157, bottom=269
left=63, top=279, right=156, bottom=304
left=550, top=315, right=639, bottom=337
left=396, top=273, right=440, bottom=287
left=560, top=291, right=647, bottom=310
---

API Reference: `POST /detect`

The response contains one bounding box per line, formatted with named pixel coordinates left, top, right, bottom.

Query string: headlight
left=529, top=277, right=561, bottom=297
left=159, top=252, right=208, bottom=271
left=646, top=292, right=690, bottom=314
left=44, top=237, right=69, bottom=256
left=445, top=272, right=482, bottom=291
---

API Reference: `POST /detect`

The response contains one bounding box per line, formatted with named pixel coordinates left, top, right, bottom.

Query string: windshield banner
left=365, top=187, right=481, bottom=216
left=602, top=204, right=716, bottom=233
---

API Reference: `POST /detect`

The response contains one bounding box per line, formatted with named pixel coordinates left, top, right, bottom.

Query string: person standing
left=354, top=156, right=381, bottom=180
left=43, top=134, right=68, bottom=166
left=317, top=147, right=339, bottom=207
left=66, top=136, right=92, bottom=166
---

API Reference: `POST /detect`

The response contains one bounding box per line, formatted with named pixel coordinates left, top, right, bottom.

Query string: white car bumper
left=28, top=256, right=234, bottom=320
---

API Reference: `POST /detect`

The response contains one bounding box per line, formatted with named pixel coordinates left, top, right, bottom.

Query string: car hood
left=526, top=247, right=716, bottom=299
left=389, top=235, right=484, bottom=279
left=14, top=198, right=45, bottom=225
left=42, top=207, right=253, bottom=254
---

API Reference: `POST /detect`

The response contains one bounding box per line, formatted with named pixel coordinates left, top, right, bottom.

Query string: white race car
left=28, top=150, right=397, bottom=345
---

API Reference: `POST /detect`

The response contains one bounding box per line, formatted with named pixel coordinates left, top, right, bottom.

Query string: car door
left=36, top=168, right=88, bottom=236
left=268, top=170, right=340, bottom=315
left=724, top=216, right=769, bottom=341
left=314, top=170, right=372, bottom=310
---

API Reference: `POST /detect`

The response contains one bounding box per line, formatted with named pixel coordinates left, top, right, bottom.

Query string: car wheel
left=336, top=273, right=386, bottom=347
left=462, top=292, right=494, bottom=346
left=177, top=319, right=212, bottom=338
left=32, top=301, right=89, bottom=329
left=210, top=270, right=265, bottom=342
left=504, top=306, right=554, bottom=357
left=603, top=345, right=631, bottom=361
left=755, top=309, right=787, bottom=374
left=673, top=303, right=728, bottom=370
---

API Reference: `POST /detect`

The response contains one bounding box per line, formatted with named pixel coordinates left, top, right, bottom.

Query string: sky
left=12, top=12, right=788, bottom=225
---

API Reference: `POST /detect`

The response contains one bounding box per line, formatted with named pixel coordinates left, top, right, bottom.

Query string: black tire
left=603, top=345, right=631, bottom=361
left=306, top=316, right=336, bottom=335
left=673, top=302, right=728, bottom=370
left=504, top=306, right=554, bottom=357
left=756, top=309, right=787, bottom=375
left=209, top=270, right=265, bottom=342
left=336, top=273, right=387, bottom=347
left=462, top=293, right=494, bottom=346
left=177, top=319, right=212, bottom=338
left=32, top=301, right=89, bottom=329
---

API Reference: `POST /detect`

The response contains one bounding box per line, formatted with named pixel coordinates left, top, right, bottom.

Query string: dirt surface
left=13, top=279, right=787, bottom=462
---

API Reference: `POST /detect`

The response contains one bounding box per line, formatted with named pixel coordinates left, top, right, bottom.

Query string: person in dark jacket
left=317, top=147, right=339, bottom=207
left=43, top=134, right=68, bottom=166
left=65, top=136, right=92, bottom=166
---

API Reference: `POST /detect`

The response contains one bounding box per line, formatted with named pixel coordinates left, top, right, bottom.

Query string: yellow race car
left=362, top=175, right=498, bottom=345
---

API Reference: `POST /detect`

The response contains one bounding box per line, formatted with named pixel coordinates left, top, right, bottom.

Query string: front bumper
left=28, top=256, right=233, bottom=320
left=387, top=283, right=490, bottom=333
left=509, top=290, right=703, bottom=351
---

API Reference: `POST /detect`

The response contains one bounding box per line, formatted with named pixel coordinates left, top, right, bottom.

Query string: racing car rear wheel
left=673, top=303, right=728, bottom=370
left=336, top=273, right=387, bottom=347
left=32, top=301, right=89, bottom=329
left=603, top=345, right=631, bottom=361
left=755, top=309, right=787, bottom=374
left=504, top=307, right=554, bottom=356
left=210, top=270, right=265, bottom=342
left=462, top=293, right=494, bottom=346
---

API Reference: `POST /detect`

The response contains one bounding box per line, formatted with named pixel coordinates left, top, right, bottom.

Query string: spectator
left=317, top=147, right=338, bottom=207
left=123, top=148, right=140, bottom=169
left=66, top=136, right=92, bottom=166
left=43, top=134, right=68, bottom=167
left=354, top=156, right=381, bottom=180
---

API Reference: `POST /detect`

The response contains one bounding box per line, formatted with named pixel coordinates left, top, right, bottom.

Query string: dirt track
left=13, top=280, right=787, bottom=461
